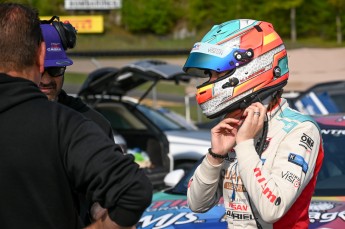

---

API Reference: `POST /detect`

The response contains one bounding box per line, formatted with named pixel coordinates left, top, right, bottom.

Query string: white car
left=78, top=60, right=211, bottom=187
left=137, top=104, right=211, bottom=172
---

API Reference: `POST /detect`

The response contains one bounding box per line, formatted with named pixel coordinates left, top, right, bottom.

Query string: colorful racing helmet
left=183, top=19, right=289, bottom=119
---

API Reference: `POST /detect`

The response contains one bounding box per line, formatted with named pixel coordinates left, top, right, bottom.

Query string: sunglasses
left=44, top=67, right=66, bottom=77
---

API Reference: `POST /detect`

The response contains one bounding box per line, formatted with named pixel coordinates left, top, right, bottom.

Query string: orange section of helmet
left=260, top=22, right=283, bottom=54
left=240, top=27, right=263, bottom=53
left=263, top=32, right=279, bottom=46
left=264, top=73, right=289, bottom=88
left=254, top=49, right=288, bottom=91
left=217, top=25, right=255, bottom=46
left=239, top=22, right=283, bottom=60
left=274, top=48, right=287, bottom=62
left=196, top=84, right=214, bottom=104
left=232, top=71, right=271, bottom=97
left=232, top=49, right=288, bottom=97
left=261, top=32, right=283, bottom=54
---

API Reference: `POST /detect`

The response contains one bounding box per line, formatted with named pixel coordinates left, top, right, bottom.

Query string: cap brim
left=44, top=58, right=73, bottom=67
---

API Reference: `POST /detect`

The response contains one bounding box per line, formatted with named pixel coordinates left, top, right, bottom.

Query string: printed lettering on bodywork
left=309, top=202, right=345, bottom=224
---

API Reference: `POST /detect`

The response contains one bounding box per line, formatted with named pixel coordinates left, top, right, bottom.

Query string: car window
left=157, top=107, right=198, bottom=131
left=315, top=129, right=345, bottom=196
left=96, top=103, right=147, bottom=130
left=136, top=104, right=185, bottom=131
left=290, top=82, right=345, bottom=115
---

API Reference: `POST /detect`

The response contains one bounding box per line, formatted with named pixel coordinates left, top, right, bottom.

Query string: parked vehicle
left=137, top=113, right=345, bottom=228
left=135, top=103, right=211, bottom=172
left=112, top=130, right=127, bottom=154
left=78, top=60, right=211, bottom=187
left=284, top=80, right=345, bottom=115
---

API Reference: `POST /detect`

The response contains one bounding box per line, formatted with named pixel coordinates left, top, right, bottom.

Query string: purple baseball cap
left=40, top=24, right=73, bottom=67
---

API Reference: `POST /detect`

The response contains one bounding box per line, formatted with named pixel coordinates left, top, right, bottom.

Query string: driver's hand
left=236, top=102, right=266, bottom=144
left=84, top=203, right=136, bottom=229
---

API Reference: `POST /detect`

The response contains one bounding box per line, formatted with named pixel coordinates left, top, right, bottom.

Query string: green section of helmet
left=278, top=56, right=289, bottom=76
left=200, top=19, right=258, bottom=44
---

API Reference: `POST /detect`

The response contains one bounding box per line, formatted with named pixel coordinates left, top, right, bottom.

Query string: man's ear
left=38, top=41, right=46, bottom=73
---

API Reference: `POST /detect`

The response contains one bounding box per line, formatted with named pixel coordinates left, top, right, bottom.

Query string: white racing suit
left=187, top=99, right=324, bottom=228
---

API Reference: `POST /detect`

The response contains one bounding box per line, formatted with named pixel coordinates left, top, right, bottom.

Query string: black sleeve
left=78, top=106, right=115, bottom=142
left=62, top=119, right=152, bottom=226
left=58, top=91, right=115, bottom=142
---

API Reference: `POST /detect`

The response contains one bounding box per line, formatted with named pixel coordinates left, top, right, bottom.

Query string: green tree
left=9, top=0, right=65, bottom=15
left=262, top=0, right=304, bottom=42
left=122, top=0, right=179, bottom=35
left=329, top=0, right=345, bottom=44
left=297, top=0, right=333, bottom=39
left=186, top=0, right=239, bottom=31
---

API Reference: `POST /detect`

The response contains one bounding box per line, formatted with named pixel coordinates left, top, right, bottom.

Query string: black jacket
left=0, top=73, right=152, bottom=228
left=58, top=90, right=114, bottom=140
left=58, top=89, right=116, bottom=226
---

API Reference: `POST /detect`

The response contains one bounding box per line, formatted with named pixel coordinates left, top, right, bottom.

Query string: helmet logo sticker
left=222, top=78, right=239, bottom=89
left=273, top=66, right=281, bottom=78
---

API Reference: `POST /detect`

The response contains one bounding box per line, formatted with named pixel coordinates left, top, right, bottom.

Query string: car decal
left=138, top=193, right=345, bottom=228
left=137, top=192, right=226, bottom=229
left=314, top=115, right=345, bottom=126
left=309, top=197, right=345, bottom=229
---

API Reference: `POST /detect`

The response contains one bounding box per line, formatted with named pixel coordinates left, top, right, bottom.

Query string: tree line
left=14, top=0, right=345, bottom=44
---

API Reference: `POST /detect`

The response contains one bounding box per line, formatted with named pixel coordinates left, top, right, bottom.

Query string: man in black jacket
left=0, top=3, right=152, bottom=229
left=39, top=22, right=118, bottom=226
left=39, top=23, right=115, bottom=141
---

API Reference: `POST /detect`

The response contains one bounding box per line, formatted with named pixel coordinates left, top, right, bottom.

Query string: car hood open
left=78, top=60, right=191, bottom=103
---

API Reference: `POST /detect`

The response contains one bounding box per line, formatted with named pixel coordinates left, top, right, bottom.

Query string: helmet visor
left=183, top=52, right=231, bottom=77
left=183, top=42, right=252, bottom=78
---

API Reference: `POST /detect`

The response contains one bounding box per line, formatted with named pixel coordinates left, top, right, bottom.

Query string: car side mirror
left=164, top=169, right=185, bottom=187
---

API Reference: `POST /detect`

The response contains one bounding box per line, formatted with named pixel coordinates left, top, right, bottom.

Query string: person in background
left=39, top=22, right=117, bottom=226
left=0, top=3, right=152, bottom=229
left=184, top=19, right=324, bottom=228
left=39, top=23, right=114, bottom=141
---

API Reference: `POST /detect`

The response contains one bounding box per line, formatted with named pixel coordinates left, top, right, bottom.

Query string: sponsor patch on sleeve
left=288, top=153, right=308, bottom=173
left=299, top=133, right=314, bottom=150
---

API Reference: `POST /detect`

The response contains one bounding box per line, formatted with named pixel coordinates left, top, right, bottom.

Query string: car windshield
left=136, top=104, right=186, bottom=131
left=287, top=81, right=345, bottom=115
left=167, top=130, right=345, bottom=196
left=314, top=128, right=345, bottom=196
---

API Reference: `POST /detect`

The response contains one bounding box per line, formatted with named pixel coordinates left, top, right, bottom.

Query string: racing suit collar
left=267, top=98, right=288, bottom=121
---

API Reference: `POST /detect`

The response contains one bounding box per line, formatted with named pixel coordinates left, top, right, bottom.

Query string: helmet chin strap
left=239, top=90, right=276, bottom=110
left=207, top=82, right=286, bottom=119
left=238, top=96, right=266, bottom=109
left=261, top=93, right=275, bottom=108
